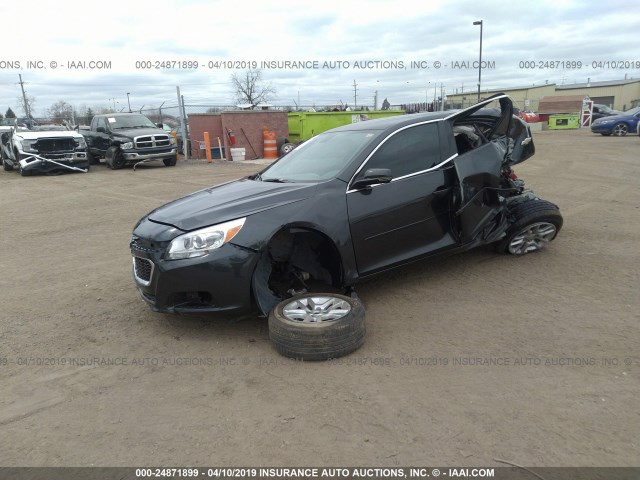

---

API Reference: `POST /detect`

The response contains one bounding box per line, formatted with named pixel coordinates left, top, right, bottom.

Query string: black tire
left=105, top=146, right=125, bottom=170
left=612, top=123, right=628, bottom=136
left=3, top=160, right=13, bottom=171
left=280, top=143, right=296, bottom=156
left=268, top=293, right=366, bottom=361
left=87, top=150, right=100, bottom=165
left=497, top=199, right=563, bottom=255
left=163, top=155, right=177, bottom=167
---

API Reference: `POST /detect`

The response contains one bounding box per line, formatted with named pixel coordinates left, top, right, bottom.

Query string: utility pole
left=473, top=20, right=484, bottom=102
left=159, top=101, right=165, bottom=124
left=440, top=84, right=445, bottom=111
left=374, top=90, right=378, bottom=110
left=176, top=86, right=188, bottom=160
left=352, top=80, right=358, bottom=108
left=18, top=74, right=31, bottom=119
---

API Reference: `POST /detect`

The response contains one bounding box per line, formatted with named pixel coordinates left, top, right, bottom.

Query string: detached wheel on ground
left=268, top=293, right=366, bottom=361
left=280, top=143, right=296, bottom=156
left=105, top=146, right=126, bottom=169
left=163, top=155, right=177, bottom=166
left=497, top=199, right=563, bottom=255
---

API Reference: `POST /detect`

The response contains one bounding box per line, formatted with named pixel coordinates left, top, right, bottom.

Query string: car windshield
left=259, top=130, right=378, bottom=182
left=109, top=115, right=156, bottom=129
left=623, top=106, right=640, bottom=115
left=0, top=118, right=16, bottom=126
left=31, top=125, right=68, bottom=131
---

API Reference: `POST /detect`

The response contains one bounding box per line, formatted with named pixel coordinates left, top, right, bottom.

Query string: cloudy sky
left=0, top=0, right=638, bottom=118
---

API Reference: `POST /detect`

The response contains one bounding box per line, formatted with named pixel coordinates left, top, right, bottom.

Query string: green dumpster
left=287, top=110, right=404, bottom=142
left=548, top=114, right=580, bottom=130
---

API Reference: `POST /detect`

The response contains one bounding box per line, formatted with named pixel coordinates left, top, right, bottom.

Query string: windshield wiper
left=262, top=178, right=289, bottom=183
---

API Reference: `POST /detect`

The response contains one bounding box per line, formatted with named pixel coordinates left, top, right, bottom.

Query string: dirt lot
left=1, top=129, right=638, bottom=467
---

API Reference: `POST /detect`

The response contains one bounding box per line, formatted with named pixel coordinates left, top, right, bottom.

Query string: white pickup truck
left=1, top=123, right=89, bottom=176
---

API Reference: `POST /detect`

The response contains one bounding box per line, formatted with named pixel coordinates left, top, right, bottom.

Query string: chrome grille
left=130, top=236, right=162, bottom=253
left=134, top=134, right=171, bottom=149
left=133, top=256, right=154, bottom=285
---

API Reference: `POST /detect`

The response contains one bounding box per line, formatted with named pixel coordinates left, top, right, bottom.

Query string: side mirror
left=351, top=168, right=392, bottom=190
left=96, top=126, right=106, bottom=133
left=156, top=123, right=163, bottom=128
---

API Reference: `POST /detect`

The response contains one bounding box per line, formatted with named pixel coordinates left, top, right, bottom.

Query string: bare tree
left=231, top=69, right=275, bottom=107
left=17, top=95, right=36, bottom=118
left=47, top=100, right=74, bottom=124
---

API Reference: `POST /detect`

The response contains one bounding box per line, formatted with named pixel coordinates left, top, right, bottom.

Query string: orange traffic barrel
left=263, top=130, right=278, bottom=159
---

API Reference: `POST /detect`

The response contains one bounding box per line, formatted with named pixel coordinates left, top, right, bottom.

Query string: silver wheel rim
left=281, top=144, right=295, bottom=154
left=508, top=222, right=557, bottom=255
left=613, top=124, right=627, bottom=136
left=282, top=296, right=351, bottom=323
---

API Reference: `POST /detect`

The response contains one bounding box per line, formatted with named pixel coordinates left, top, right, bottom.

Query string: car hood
left=110, top=127, right=168, bottom=138
left=147, top=178, right=317, bottom=231
left=594, top=113, right=631, bottom=123
left=15, top=130, right=83, bottom=140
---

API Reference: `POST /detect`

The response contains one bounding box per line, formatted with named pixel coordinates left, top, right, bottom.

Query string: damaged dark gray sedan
left=131, top=94, right=562, bottom=360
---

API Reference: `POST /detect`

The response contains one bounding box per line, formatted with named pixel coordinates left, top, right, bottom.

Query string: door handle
left=433, top=187, right=451, bottom=196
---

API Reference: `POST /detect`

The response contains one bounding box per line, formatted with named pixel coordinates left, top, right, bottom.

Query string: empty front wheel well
left=252, top=227, right=345, bottom=316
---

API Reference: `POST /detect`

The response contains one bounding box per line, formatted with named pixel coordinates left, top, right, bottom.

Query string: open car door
left=446, top=94, right=514, bottom=243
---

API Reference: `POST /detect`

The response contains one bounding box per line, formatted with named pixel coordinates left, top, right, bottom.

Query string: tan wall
left=556, top=82, right=640, bottom=110
left=446, top=81, right=640, bottom=112
left=446, top=85, right=555, bottom=111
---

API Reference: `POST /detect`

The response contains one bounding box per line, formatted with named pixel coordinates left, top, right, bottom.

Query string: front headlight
left=22, top=140, right=38, bottom=152
left=75, top=137, right=87, bottom=149
left=121, top=141, right=134, bottom=149
left=169, top=135, right=177, bottom=145
left=166, top=217, right=246, bottom=260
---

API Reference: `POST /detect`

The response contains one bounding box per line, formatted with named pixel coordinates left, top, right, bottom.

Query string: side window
left=359, top=123, right=440, bottom=179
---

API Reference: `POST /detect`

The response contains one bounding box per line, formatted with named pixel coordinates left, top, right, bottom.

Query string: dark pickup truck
left=83, top=113, right=178, bottom=169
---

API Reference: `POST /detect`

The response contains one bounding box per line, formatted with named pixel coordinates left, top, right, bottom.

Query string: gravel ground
left=0, top=129, right=638, bottom=467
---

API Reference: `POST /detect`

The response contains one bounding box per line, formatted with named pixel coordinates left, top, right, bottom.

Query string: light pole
left=127, top=92, right=132, bottom=113
left=473, top=20, right=483, bottom=102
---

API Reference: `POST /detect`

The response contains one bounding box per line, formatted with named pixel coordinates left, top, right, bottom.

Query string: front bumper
left=122, top=147, right=177, bottom=161
left=130, top=221, right=259, bottom=314
left=18, top=151, right=89, bottom=174
left=590, top=123, right=613, bottom=134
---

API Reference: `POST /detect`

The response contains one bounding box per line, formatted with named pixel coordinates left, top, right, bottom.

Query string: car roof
left=97, top=113, right=146, bottom=117
left=328, top=111, right=450, bottom=133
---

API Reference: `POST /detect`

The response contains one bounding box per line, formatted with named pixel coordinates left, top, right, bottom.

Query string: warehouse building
left=445, top=78, right=640, bottom=112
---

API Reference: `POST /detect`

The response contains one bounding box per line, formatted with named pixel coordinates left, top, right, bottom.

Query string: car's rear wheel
left=105, top=147, right=126, bottom=169
left=268, top=293, right=366, bottom=361
left=497, top=200, right=563, bottom=255
left=612, top=123, right=628, bottom=136
left=3, top=160, right=12, bottom=171
left=163, top=155, right=177, bottom=166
